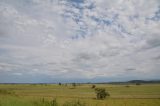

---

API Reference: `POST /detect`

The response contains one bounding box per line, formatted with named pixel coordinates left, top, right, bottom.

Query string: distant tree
left=92, top=85, right=96, bottom=89
left=58, top=83, right=62, bottom=86
left=95, top=88, right=110, bottom=100
left=136, top=83, right=141, bottom=85
left=72, top=83, right=76, bottom=88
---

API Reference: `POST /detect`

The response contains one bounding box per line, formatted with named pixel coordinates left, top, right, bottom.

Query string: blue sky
left=0, top=0, right=160, bottom=83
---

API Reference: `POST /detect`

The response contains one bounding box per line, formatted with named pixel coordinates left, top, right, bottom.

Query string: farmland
left=0, top=83, right=160, bottom=106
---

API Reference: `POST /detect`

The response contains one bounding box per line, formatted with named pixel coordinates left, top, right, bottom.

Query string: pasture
left=0, top=83, right=160, bottom=106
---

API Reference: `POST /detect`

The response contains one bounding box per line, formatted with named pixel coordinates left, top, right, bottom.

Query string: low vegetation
left=0, top=84, right=160, bottom=106
left=63, top=100, right=86, bottom=106
left=0, top=89, right=15, bottom=95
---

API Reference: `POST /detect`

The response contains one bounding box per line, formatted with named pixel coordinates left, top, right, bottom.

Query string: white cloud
left=12, top=72, right=22, bottom=76
left=0, top=0, right=160, bottom=82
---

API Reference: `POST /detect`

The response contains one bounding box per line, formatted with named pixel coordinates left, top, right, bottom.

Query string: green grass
left=0, top=84, right=160, bottom=106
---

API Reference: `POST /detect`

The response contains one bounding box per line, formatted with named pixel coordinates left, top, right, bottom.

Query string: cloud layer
left=0, top=0, right=160, bottom=83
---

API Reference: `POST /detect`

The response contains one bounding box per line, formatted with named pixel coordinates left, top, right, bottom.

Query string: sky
left=0, top=0, right=160, bottom=83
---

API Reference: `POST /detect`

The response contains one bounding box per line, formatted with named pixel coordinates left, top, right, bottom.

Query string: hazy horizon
left=0, top=0, right=160, bottom=83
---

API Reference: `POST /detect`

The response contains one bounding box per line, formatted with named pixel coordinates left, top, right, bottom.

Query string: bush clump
left=91, top=85, right=96, bottom=89
left=95, top=88, right=110, bottom=100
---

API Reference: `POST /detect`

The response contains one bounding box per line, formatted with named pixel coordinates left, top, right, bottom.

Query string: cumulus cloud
left=0, top=0, right=160, bottom=83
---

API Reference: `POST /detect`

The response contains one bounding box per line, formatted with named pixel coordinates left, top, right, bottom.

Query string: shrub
left=95, top=88, right=110, bottom=100
left=91, top=85, right=96, bottom=89
left=125, top=85, right=130, bottom=87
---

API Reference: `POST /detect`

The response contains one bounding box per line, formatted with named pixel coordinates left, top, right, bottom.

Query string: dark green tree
left=58, top=82, right=62, bottom=86
left=95, top=88, right=110, bottom=99
left=72, top=83, right=76, bottom=88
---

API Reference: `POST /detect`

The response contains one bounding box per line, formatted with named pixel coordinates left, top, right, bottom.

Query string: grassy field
left=0, top=83, right=160, bottom=106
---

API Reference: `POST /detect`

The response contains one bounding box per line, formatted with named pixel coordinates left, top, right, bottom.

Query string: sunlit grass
left=0, top=84, right=160, bottom=106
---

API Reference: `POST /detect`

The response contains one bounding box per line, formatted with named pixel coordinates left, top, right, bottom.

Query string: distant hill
left=127, top=80, right=160, bottom=83
left=106, top=80, right=160, bottom=84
